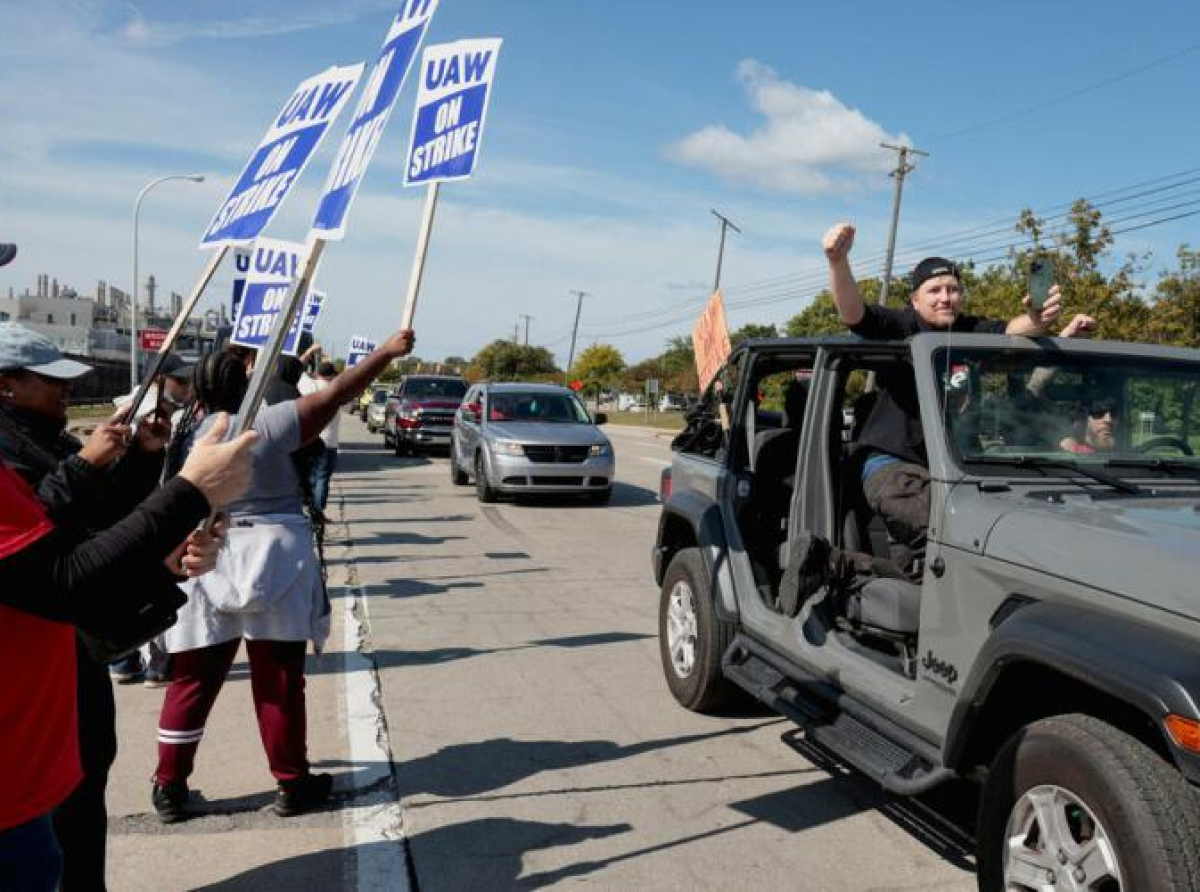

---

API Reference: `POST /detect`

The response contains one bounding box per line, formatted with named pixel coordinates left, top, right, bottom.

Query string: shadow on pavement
left=336, top=449, right=429, bottom=475
left=190, top=843, right=352, bottom=890
left=305, top=631, right=652, bottom=675
left=409, top=818, right=631, bottom=892
left=392, top=724, right=779, bottom=799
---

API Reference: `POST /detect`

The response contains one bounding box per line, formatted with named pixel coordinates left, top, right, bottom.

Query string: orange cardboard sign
left=691, top=291, right=732, bottom=390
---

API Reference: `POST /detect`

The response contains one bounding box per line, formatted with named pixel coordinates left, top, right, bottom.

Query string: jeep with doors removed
left=654, top=333, right=1200, bottom=890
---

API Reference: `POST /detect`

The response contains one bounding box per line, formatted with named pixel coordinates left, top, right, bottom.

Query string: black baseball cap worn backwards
left=910, top=257, right=960, bottom=292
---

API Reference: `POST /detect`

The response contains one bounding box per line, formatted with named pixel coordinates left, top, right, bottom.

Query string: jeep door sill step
left=723, top=634, right=955, bottom=796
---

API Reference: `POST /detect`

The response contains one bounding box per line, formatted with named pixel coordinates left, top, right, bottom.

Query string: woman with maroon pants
left=152, top=330, right=414, bottom=821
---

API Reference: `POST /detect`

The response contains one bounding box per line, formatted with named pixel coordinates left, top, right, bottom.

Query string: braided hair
left=193, top=350, right=248, bottom=415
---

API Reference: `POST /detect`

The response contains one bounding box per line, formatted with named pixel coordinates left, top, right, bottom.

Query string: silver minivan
left=450, top=382, right=615, bottom=504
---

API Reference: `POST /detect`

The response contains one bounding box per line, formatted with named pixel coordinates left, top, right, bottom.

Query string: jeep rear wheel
left=658, top=549, right=737, bottom=713
left=977, top=713, right=1200, bottom=892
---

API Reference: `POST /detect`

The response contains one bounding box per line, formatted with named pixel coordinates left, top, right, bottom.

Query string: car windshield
left=404, top=379, right=467, bottom=399
left=487, top=391, right=591, bottom=424
left=372, top=390, right=388, bottom=404
left=932, top=347, right=1200, bottom=478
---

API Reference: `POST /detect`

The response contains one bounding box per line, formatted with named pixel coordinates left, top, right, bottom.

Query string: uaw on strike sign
left=347, top=336, right=378, bottom=367
left=200, top=65, right=362, bottom=247
left=312, top=0, right=439, bottom=239
left=404, top=39, right=502, bottom=186
left=230, top=239, right=324, bottom=356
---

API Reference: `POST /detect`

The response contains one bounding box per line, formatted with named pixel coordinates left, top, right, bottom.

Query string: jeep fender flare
left=945, top=599, right=1200, bottom=781
left=654, top=492, right=739, bottom=622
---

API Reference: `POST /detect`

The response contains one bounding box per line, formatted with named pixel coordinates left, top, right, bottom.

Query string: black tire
left=658, top=549, right=737, bottom=712
left=394, top=436, right=410, bottom=457
left=475, top=453, right=497, bottom=503
left=977, top=713, right=1200, bottom=892
left=449, top=450, right=469, bottom=485
left=587, top=487, right=612, bottom=505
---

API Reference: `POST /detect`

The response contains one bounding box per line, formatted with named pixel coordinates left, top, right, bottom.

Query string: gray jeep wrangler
left=653, top=332, right=1200, bottom=890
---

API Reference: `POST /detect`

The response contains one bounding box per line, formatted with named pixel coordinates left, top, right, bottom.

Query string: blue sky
left=3, top=1, right=1200, bottom=364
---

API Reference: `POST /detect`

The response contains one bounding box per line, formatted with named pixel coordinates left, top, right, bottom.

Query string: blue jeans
left=309, top=447, right=339, bottom=512
left=0, top=814, right=62, bottom=892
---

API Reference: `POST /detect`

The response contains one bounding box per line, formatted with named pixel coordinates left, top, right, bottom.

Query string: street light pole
left=131, top=173, right=205, bottom=388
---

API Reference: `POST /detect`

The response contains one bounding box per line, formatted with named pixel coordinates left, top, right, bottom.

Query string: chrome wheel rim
left=1002, top=784, right=1121, bottom=891
left=666, top=581, right=699, bottom=678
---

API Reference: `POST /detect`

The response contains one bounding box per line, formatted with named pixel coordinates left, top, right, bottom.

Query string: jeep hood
left=985, top=496, right=1200, bottom=614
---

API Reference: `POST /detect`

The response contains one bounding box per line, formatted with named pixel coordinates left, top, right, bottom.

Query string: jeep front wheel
left=977, top=713, right=1200, bottom=892
left=658, top=549, right=736, bottom=713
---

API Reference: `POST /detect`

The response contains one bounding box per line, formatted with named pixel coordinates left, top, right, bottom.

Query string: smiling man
left=821, top=221, right=1095, bottom=577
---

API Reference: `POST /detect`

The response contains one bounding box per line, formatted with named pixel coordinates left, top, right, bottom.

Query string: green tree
left=785, top=292, right=843, bottom=336
left=659, top=335, right=698, bottom=392
left=469, top=340, right=558, bottom=380
left=730, top=322, right=778, bottom=346
left=1148, top=247, right=1200, bottom=347
left=570, top=344, right=625, bottom=400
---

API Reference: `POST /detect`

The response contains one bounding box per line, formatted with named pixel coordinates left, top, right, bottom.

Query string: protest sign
left=301, top=289, right=326, bottom=333
left=201, top=65, right=363, bottom=248
left=692, top=291, right=732, bottom=391
left=229, top=238, right=316, bottom=355
left=404, top=39, right=503, bottom=186
left=347, top=336, right=378, bottom=367
left=312, top=0, right=440, bottom=239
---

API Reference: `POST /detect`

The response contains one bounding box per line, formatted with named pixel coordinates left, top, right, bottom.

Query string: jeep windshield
left=487, top=391, right=592, bottom=424
left=932, top=346, right=1200, bottom=480
left=404, top=378, right=467, bottom=400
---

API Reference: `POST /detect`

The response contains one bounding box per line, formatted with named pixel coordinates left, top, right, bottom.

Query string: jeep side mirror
left=593, top=412, right=608, bottom=426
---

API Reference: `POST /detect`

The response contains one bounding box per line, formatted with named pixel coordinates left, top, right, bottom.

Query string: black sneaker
left=110, top=653, right=145, bottom=684
left=273, top=772, right=333, bottom=817
left=152, top=780, right=190, bottom=824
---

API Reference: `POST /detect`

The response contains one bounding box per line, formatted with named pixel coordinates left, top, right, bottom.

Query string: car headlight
left=590, top=442, right=611, bottom=457
left=493, top=440, right=525, bottom=456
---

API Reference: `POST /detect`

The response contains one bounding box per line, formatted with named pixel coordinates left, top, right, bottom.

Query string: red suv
left=383, top=375, right=468, bottom=456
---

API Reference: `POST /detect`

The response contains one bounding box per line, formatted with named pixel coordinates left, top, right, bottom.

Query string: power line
left=928, top=41, right=1200, bottom=144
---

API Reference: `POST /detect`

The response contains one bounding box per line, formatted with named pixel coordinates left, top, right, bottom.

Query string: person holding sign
left=151, top=329, right=415, bottom=822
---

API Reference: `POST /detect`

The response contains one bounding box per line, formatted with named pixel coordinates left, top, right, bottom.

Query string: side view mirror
left=462, top=402, right=481, bottom=422
left=593, top=412, right=608, bottom=426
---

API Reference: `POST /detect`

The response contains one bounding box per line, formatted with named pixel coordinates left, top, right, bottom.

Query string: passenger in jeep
left=1060, top=399, right=1119, bottom=454
left=821, top=222, right=1096, bottom=576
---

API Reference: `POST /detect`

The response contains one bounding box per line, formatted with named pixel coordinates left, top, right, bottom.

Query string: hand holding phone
left=1029, top=257, right=1054, bottom=312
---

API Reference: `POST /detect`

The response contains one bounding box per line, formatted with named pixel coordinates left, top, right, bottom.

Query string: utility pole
left=710, top=209, right=742, bottom=293
left=566, top=290, right=589, bottom=375
left=518, top=314, right=533, bottom=346
left=878, top=142, right=928, bottom=305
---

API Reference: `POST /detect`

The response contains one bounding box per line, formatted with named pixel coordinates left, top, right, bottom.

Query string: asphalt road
left=336, top=416, right=976, bottom=891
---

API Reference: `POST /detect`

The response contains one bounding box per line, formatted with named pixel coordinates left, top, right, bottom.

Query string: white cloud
left=668, top=60, right=910, bottom=197
left=120, top=0, right=397, bottom=46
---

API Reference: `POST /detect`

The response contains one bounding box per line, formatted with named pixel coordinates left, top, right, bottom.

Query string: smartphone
left=1029, top=257, right=1054, bottom=312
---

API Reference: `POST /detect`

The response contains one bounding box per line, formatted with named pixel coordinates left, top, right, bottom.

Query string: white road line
left=340, top=580, right=410, bottom=891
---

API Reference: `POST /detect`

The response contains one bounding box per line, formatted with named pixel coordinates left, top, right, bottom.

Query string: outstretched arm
left=295, top=330, right=415, bottom=443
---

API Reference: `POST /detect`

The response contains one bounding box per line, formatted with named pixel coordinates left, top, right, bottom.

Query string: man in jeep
left=821, top=222, right=1096, bottom=575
